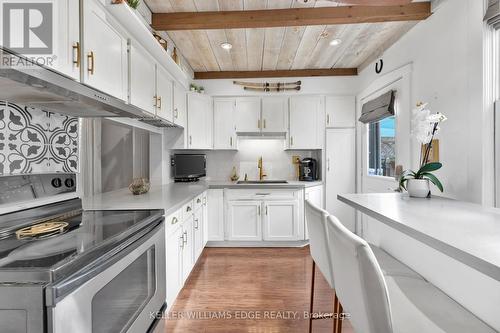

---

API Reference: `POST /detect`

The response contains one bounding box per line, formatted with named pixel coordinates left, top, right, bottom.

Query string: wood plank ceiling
left=144, top=0, right=422, bottom=77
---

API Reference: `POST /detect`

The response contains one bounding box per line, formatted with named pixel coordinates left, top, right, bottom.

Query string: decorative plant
left=398, top=103, right=447, bottom=193
left=190, top=83, right=198, bottom=91
left=127, top=0, right=140, bottom=9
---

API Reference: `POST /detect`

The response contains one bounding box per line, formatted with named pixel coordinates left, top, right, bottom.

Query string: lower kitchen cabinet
left=207, top=189, right=224, bottom=241
left=226, top=201, right=262, bottom=241
left=193, top=207, right=204, bottom=260
left=263, top=201, right=300, bottom=241
left=202, top=192, right=209, bottom=245
left=166, top=224, right=183, bottom=307
left=181, top=217, right=194, bottom=282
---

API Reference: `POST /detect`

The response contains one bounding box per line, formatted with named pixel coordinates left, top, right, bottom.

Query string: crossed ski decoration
left=233, top=80, right=302, bottom=92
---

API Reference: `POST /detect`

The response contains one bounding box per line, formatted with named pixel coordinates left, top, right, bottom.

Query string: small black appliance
left=173, top=154, right=206, bottom=182
left=299, top=158, right=318, bottom=181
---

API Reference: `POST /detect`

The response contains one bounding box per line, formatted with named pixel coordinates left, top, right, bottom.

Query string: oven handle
left=45, top=218, right=164, bottom=306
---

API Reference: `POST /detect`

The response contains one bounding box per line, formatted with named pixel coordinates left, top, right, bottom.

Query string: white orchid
left=411, top=102, right=447, bottom=145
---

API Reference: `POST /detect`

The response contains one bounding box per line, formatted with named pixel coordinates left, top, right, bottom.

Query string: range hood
left=0, top=48, right=177, bottom=128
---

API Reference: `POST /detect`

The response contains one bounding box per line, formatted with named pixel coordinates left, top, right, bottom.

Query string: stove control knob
left=51, top=178, right=62, bottom=188
left=65, top=178, right=75, bottom=188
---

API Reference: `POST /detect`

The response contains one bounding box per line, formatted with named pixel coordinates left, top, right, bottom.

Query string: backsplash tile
left=0, top=101, right=79, bottom=174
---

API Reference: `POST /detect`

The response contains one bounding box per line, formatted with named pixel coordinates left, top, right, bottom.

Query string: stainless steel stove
left=0, top=173, right=166, bottom=333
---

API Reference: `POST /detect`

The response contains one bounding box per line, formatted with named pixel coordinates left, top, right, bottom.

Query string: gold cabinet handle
left=87, top=51, right=95, bottom=75
left=290, top=136, right=294, bottom=146
left=258, top=119, right=261, bottom=129
left=72, top=42, right=80, bottom=68
left=263, top=119, right=266, bottom=129
left=326, top=114, right=330, bottom=125
left=194, top=218, right=199, bottom=229
left=265, top=205, right=268, bottom=215
left=230, top=136, right=233, bottom=147
left=186, top=206, right=192, bottom=212
left=183, top=231, right=187, bottom=244
left=197, top=198, right=201, bottom=203
left=189, top=135, right=192, bottom=146
left=158, top=96, right=162, bottom=110
left=171, top=217, right=179, bottom=225
left=153, top=95, right=158, bottom=108
left=179, top=235, right=184, bottom=248
left=258, top=206, right=261, bottom=216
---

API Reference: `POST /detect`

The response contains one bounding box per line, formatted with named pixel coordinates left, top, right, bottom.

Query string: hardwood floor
left=162, top=247, right=354, bottom=333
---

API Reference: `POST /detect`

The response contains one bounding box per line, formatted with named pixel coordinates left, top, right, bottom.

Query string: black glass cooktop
left=0, top=198, right=163, bottom=283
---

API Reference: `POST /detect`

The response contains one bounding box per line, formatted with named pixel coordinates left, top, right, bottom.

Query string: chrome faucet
left=258, top=156, right=267, bottom=181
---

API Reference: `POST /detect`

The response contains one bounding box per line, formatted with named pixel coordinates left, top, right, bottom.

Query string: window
left=368, top=116, right=396, bottom=177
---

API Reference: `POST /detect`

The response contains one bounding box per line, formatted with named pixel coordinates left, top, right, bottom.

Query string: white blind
left=358, top=90, right=396, bottom=124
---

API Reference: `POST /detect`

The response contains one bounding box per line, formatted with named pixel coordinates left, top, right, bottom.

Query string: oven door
left=46, top=220, right=166, bottom=333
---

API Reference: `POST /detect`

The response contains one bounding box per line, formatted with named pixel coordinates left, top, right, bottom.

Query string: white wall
left=358, top=0, right=485, bottom=203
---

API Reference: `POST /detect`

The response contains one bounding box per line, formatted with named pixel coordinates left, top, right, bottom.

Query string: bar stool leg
left=333, top=293, right=338, bottom=333
left=337, top=302, right=344, bottom=333
left=309, top=261, right=316, bottom=333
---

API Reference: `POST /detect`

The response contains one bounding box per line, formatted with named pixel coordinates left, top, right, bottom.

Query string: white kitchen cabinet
left=261, top=97, right=287, bottom=133
left=213, top=98, right=236, bottom=150
left=226, top=201, right=262, bottom=241
left=235, top=97, right=261, bottom=133
left=156, top=66, right=174, bottom=122
left=182, top=216, right=194, bottom=282
left=263, top=201, right=300, bottom=241
left=193, top=207, right=204, bottom=260
left=208, top=189, right=224, bottom=241
left=325, top=96, right=356, bottom=128
left=129, top=41, right=156, bottom=114
left=326, top=128, right=356, bottom=231
left=202, top=192, right=208, bottom=246
left=50, top=0, right=80, bottom=80
left=289, top=96, right=324, bottom=149
left=166, top=223, right=183, bottom=308
left=173, top=84, right=187, bottom=128
left=83, top=0, right=128, bottom=100
left=187, top=93, right=213, bottom=149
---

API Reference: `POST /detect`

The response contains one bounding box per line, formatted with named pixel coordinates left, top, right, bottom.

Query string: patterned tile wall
left=0, top=101, right=79, bottom=174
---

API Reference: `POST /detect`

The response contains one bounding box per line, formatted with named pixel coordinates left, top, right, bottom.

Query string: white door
left=53, top=0, right=80, bottom=80
left=235, top=97, right=261, bottom=133
left=213, top=98, right=236, bottom=150
left=208, top=189, right=224, bottom=241
left=187, top=94, right=212, bottom=149
left=226, top=201, right=262, bottom=241
left=156, top=66, right=174, bottom=122
left=289, top=96, right=322, bottom=149
left=129, top=42, right=156, bottom=114
left=173, top=84, right=187, bottom=128
left=182, top=217, right=194, bottom=282
left=83, top=0, right=127, bottom=100
left=325, top=96, right=356, bottom=128
left=193, top=208, right=204, bottom=260
left=262, top=96, right=287, bottom=133
left=166, top=225, right=183, bottom=307
left=326, top=129, right=356, bottom=231
left=263, top=201, right=299, bottom=241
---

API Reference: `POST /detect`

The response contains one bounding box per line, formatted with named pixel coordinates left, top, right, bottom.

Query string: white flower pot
left=407, top=179, right=431, bottom=198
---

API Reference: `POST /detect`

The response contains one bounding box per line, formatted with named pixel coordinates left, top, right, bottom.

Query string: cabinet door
left=235, top=97, right=261, bottom=133
left=129, top=42, right=156, bottom=114
left=326, top=96, right=356, bottom=128
left=52, top=0, right=80, bottom=80
left=289, top=96, right=322, bottom=149
left=187, top=94, right=212, bottom=149
left=83, top=0, right=127, bottom=100
left=262, top=97, right=287, bottom=133
left=202, top=192, right=208, bottom=246
left=182, top=217, right=194, bottom=282
left=226, top=201, right=262, bottom=241
left=208, top=189, right=224, bottom=241
left=326, top=128, right=356, bottom=231
left=193, top=208, right=204, bottom=261
left=166, top=225, right=183, bottom=307
left=156, top=66, right=174, bottom=122
left=263, top=201, right=299, bottom=241
left=213, top=98, right=236, bottom=150
left=173, top=84, right=187, bottom=128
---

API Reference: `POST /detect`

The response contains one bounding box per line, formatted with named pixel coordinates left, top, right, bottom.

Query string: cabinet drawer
left=181, top=200, right=194, bottom=221
left=225, top=189, right=298, bottom=201
left=165, top=208, right=182, bottom=232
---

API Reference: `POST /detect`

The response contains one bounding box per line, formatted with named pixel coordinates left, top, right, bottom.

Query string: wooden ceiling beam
left=152, top=3, right=431, bottom=31
left=193, top=68, right=358, bottom=80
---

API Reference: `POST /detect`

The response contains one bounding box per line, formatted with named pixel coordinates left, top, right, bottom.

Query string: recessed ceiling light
left=330, top=38, right=342, bottom=46
left=221, top=42, right=233, bottom=50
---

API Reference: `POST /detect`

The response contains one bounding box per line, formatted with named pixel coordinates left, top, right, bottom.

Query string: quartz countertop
left=338, top=193, right=500, bottom=282
left=207, top=180, right=323, bottom=189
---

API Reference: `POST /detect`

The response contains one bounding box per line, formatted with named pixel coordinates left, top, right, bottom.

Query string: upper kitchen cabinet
left=213, top=98, right=236, bottom=150
left=156, top=66, right=174, bottom=122
left=235, top=97, right=261, bottom=133
left=129, top=41, right=156, bottom=115
left=187, top=93, right=213, bottom=149
left=261, top=97, right=288, bottom=133
left=51, top=0, right=80, bottom=80
left=289, top=96, right=324, bottom=149
left=173, top=84, right=187, bottom=128
left=325, top=96, right=356, bottom=128
left=83, top=0, right=128, bottom=100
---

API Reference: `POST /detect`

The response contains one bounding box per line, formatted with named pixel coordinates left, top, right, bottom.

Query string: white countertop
left=207, top=180, right=323, bottom=189
left=338, top=193, right=500, bottom=282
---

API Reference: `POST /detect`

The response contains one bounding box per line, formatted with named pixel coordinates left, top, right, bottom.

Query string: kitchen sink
left=236, top=180, right=289, bottom=184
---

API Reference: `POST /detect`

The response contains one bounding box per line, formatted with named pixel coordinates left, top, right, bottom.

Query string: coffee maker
left=299, top=158, right=318, bottom=181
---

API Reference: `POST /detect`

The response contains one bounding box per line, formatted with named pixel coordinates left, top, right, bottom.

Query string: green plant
left=399, top=162, right=443, bottom=192
left=127, top=0, right=140, bottom=9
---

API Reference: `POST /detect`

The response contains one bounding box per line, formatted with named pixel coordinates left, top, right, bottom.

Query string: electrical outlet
left=292, top=155, right=301, bottom=164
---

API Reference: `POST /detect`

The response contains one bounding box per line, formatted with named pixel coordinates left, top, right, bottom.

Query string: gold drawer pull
left=171, top=217, right=179, bottom=225
left=72, top=42, right=80, bottom=68
left=87, top=51, right=95, bottom=75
